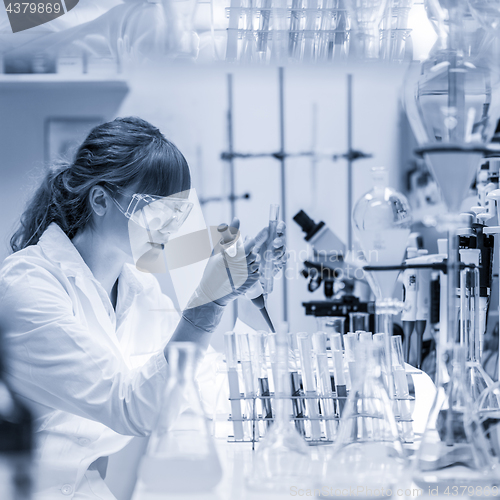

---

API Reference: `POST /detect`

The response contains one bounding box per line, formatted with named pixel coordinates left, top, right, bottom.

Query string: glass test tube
left=391, top=335, right=413, bottom=442
left=344, top=332, right=358, bottom=389
left=313, top=331, right=336, bottom=440
left=263, top=204, right=280, bottom=295
left=358, top=331, right=373, bottom=343
left=237, top=332, right=258, bottom=440
left=298, top=333, right=322, bottom=441
left=255, top=331, right=273, bottom=427
left=331, top=332, right=347, bottom=416
left=224, top=332, right=244, bottom=440
left=288, top=332, right=306, bottom=435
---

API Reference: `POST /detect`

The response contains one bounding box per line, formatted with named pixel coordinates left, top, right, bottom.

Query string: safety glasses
left=110, top=188, right=194, bottom=235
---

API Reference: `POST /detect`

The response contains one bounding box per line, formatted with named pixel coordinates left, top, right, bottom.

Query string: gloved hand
left=185, top=218, right=260, bottom=309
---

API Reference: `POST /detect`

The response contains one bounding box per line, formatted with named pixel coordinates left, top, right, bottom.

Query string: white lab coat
left=0, top=223, right=182, bottom=499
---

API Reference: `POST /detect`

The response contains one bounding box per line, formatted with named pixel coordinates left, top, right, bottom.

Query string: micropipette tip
left=260, top=307, right=276, bottom=333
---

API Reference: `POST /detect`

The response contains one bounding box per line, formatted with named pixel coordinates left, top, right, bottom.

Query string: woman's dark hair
left=11, top=117, right=191, bottom=252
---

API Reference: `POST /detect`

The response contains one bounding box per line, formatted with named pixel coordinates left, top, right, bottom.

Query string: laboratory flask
left=138, top=342, right=223, bottom=494
left=323, top=341, right=406, bottom=493
left=413, top=345, right=497, bottom=490
left=247, top=324, right=310, bottom=492
left=477, top=383, right=500, bottom=462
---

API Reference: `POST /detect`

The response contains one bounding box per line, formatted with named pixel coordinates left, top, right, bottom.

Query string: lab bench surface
left=131, top=438, right=461, bottom=500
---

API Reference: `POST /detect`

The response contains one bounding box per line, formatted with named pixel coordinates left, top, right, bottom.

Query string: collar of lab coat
left=38, top=223, right=144, bottom=302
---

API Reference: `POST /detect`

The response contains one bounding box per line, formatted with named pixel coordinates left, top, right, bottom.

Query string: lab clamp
left=223, top=330, right=415, bottom=449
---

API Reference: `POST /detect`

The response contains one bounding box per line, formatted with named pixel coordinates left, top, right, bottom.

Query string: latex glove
left=252, top=221, right=287, bottom=286
left=186, top=218, right=260, bottom=309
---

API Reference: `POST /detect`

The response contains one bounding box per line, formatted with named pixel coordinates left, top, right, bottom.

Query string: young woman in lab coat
left=0, top=117, right=286, bottom=499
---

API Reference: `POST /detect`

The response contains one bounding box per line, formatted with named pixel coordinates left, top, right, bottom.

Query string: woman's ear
left=89, top=186, right=110, bottom=217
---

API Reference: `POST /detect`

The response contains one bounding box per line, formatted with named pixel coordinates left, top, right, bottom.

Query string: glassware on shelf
left=247, top=323, right=310, bottom=492
left=345, top=0, right=388, bottom=58
left=413, top=345, right=497, bottom=490
left=137, top=342, right=223, bottom=494
left=322, top=341, right=406, bottom=491
left=317, top=316, right=345, bottom=350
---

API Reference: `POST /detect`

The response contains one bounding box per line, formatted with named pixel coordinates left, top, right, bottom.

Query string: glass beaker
left=322, top=341, right=406, bottom=491
left=349, top=312, right=370, bottom=333
left=413, top=345, right=497, bottom=490
left=247, top=324, right=310, bottom=492
left=138, top=342, right=223, bottom=494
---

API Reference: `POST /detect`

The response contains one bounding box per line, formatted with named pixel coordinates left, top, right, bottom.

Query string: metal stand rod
left=227, top=73, right=238, bottom=323
left=279, top=67, right=288, bottom=322
left=347, top=73, right=353, bottom=253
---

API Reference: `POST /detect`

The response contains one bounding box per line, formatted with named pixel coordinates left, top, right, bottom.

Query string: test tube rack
left=225, top=365, right=415, bottom=448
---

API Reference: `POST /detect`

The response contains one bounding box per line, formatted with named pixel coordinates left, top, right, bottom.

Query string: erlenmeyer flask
left=137, top=342, right=223, bottom=494
left=413, top=345, right=497, bottom=490
left=247, top=324, right=310, bottom=492
left=324, top=342, right=406, bottom=492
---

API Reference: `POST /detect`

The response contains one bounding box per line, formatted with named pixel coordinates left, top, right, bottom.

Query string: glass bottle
left=413, top=345, right=497, bottom=490
left=0, top=345, right=33, bottom=500
left=321, top=341, right=406, bottom=491
left=247, top=323, right=310, bottom=492
left=137, top=342, right=223, bottom=494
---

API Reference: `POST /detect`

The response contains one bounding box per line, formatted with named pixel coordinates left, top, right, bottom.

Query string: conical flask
left=323, top=342, right=406, bottom=493
left=476, top=383, right=500, bottom=461
left=413, top=345, right=497, bottom=490
left=137, top=342, right=223, bottom=494
left=247, top=323, right=310, bottom=492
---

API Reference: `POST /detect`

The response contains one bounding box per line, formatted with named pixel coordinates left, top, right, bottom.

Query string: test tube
left=254, top=331, right=273, bottom=427
left=237, top=332, right=258, bottom=441
left=288, top=332, right=306, bottom=436
left=391, top=335, right=413, bottom=443
left=303, top=0, right=319, bottom=61
left=289, top=0, right=304, bottom=59
left=257, top=0, right=273, bottom=56
left=264, top=205, right=280, bottom=295
left=224, top=332, right=244, bottom=440
left=313, top=331, right=336, bottom=440
left=331, top=332, right=347, bottom=416
left=297, top=333, right=322, bottom=441
left=358, top=331, right=372, bottom=343
left=344, top=332, right=358, bottom=388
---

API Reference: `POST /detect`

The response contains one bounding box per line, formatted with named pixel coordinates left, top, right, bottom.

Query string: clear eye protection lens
left=131, top=195, right=193, bottom=234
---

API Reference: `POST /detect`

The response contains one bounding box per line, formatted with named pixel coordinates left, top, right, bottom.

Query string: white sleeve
left=0, top=264, right=168, bottom=437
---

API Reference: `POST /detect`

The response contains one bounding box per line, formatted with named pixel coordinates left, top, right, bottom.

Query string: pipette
left=224, top=332, right=244, bottom=440
left=217, top=223, right=275, bottom=333
left=297, top=333, right=322, bottom=441
left=312, top=331, right=336, bottom=440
